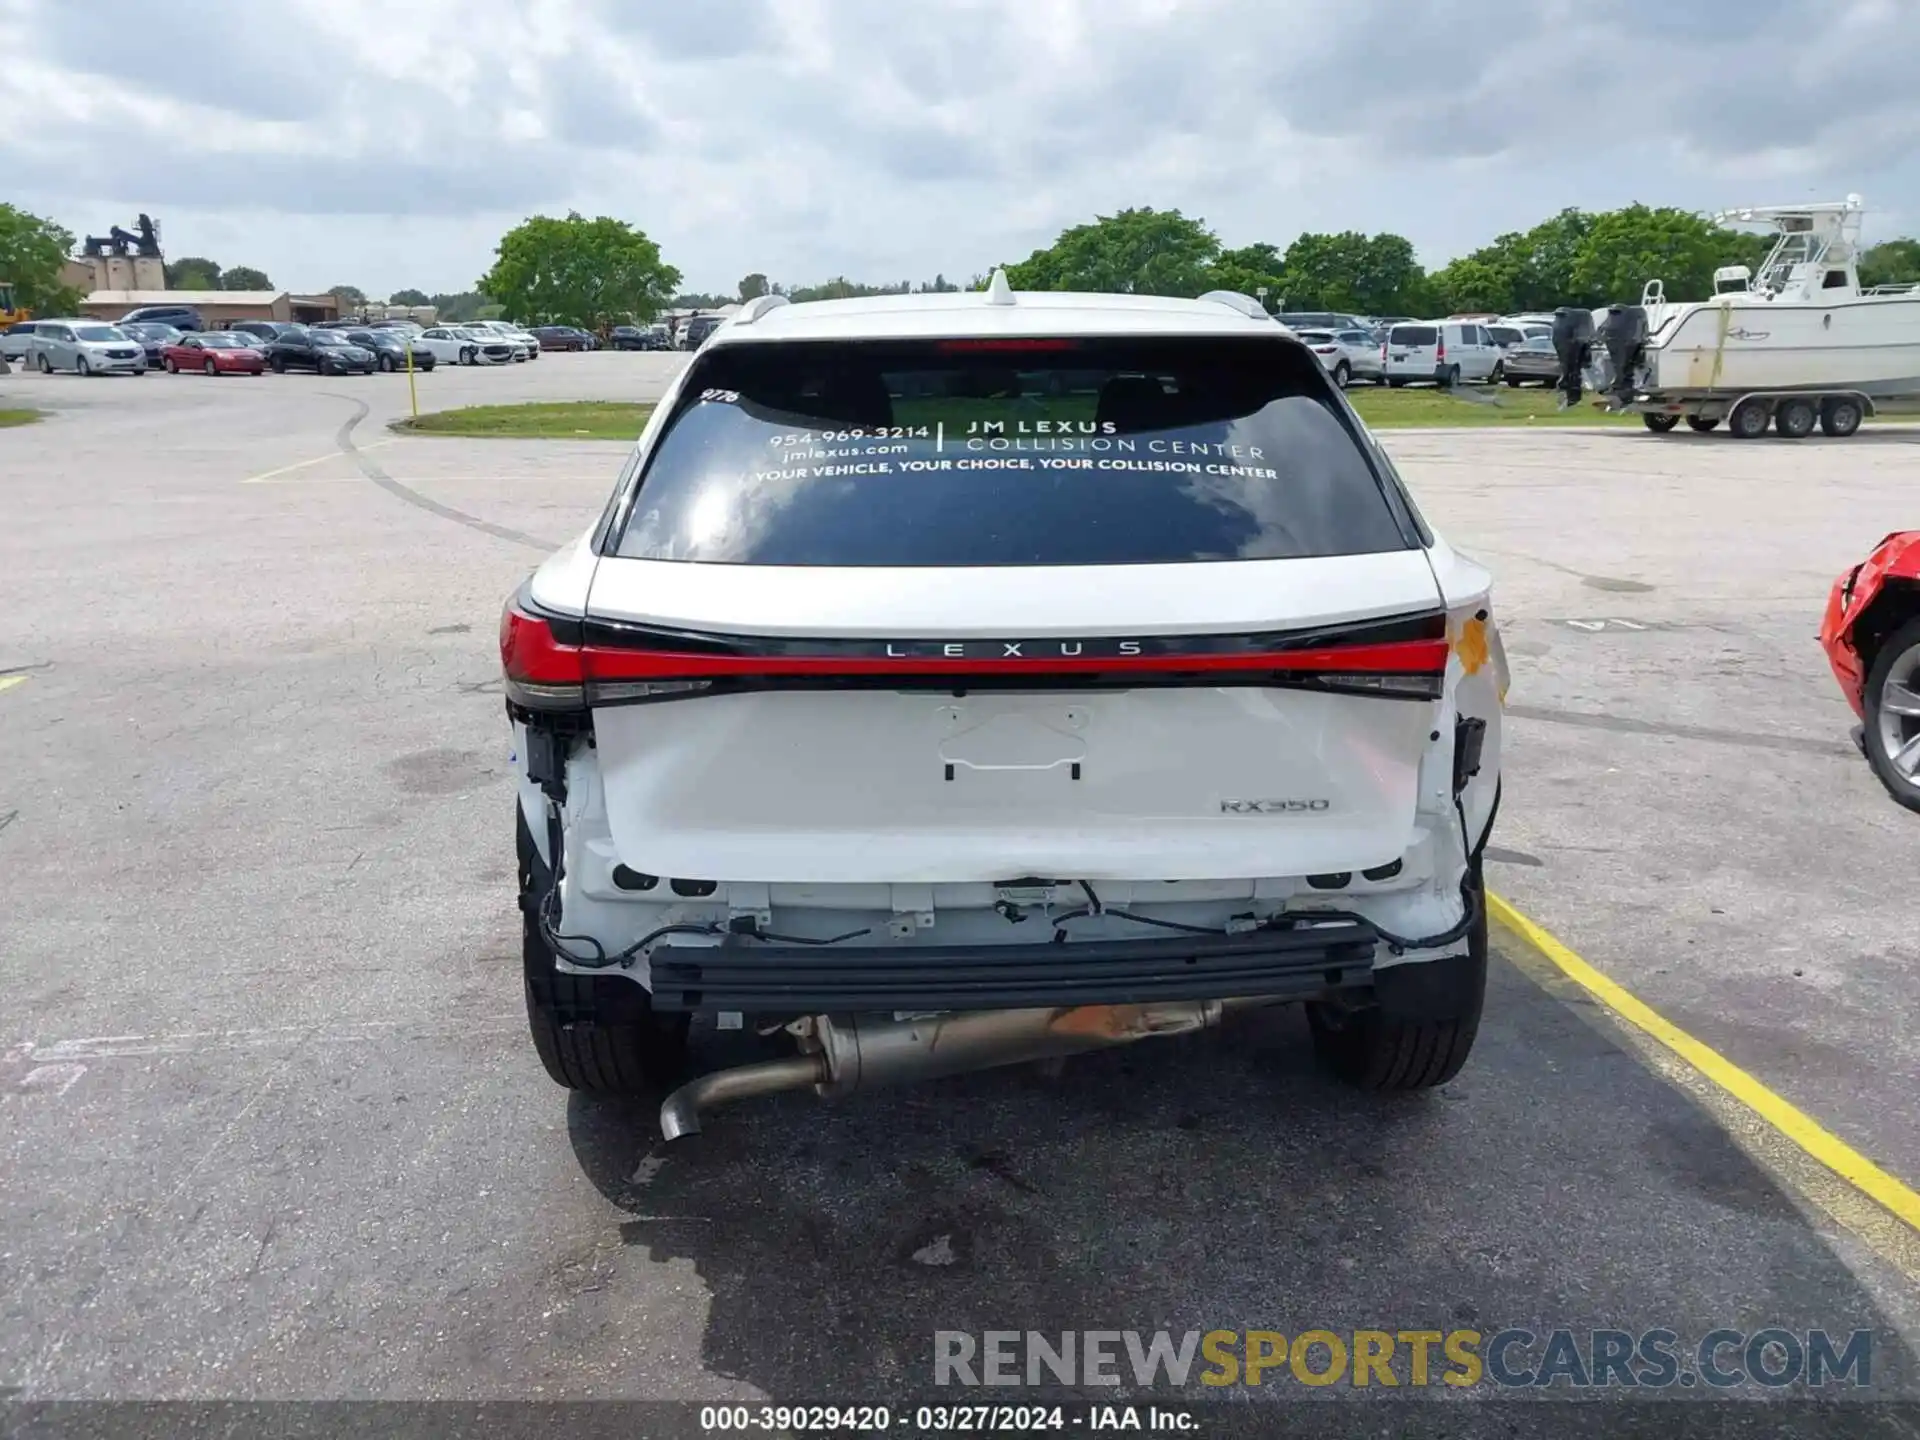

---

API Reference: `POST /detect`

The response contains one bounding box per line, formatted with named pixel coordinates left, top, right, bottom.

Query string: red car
left=160, top=332, right=266, bottom=375
left=1821, top=530, right=1920, bottom=811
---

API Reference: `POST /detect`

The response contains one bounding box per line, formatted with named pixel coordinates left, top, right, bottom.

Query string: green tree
left=1568, top=205, right=1768, bottom=307
left=388, top=288, right=431, bottom=306
left=429, top=291, right=491, bottom=323
left=670, top=291, right=732, bottom=308
left=165, top=255, right=222, bottom=290
left=479, top=212, right=681, bottom=327
left=327, top=284, right=367, bottom=307
left=1274, top=232, right=1430, bottom=315
left=1209, top=242, right=1286, bottom=309
left=1429, top=254, right=1517, bottom=314
left=1002, top=207, right=1222, bottom=295
left=0, top=204, right=82, bottom=315
left=430, top=289, right=491, bottom=320
left=738, top=273, right=770, bottom=300
left=221, top=265, right=273, bottom=290
left=1860, top=238, right=1920, bottom=290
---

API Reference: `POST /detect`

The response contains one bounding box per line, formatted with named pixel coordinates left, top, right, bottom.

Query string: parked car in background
left=466, top=320, right=537, bottom=360
left=120, top=322, right=182, bottom=367
left=1293, top=328, right=1383, bottom=388
left=680, top=313, right=724, bottom=349
left=532, top=325, right=589, bottom=352
left=346, top=328, right=437, bottom=372
left=1501, top=335, right=1561, bottom=387
left=609, top=325, right=654, bottom=350
left=1, top=321, right=41, bottom=363
left=31, top=320, right=147, bottom=375
left=1279, top=310, right=1368, bottom=333
left=262, top=327, right=376, bottom=375
left=161, top=331, right=266, bottom=375
left=416, top=326, right=517, bottom=366
left=228, top=320, right=302, bottom=345
left=1381, top=321, right=1502, bottom=387
left=1485, top=324, right=1527, bottom=351
left=118, top=304, right=204, bottom=332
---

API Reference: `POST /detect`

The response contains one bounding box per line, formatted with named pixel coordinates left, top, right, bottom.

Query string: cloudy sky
left=4, top=0, right=1917, bottom=299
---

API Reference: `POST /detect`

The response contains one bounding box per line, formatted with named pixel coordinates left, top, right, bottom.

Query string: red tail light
left=1436, top=337, right=1446, bottom=361
left=503, top=593, right=719, bottom=710
left=501, top=597, right=585, bottom=708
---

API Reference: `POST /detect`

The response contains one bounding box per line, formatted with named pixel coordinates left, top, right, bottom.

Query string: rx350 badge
left=1220, top=798, right=1330, bottom=814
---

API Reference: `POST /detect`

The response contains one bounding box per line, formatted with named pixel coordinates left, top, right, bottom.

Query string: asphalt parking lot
left=3, top=356, right=1920, bottom=1432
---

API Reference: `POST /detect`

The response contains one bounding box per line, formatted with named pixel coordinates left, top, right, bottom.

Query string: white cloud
left=4, top=0, right=1916, bottom=299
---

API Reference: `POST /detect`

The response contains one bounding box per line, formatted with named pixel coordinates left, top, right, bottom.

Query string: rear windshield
left=613, top=337, right=1411, bottom=567
left=1389, top=325, right=1438, bottom=346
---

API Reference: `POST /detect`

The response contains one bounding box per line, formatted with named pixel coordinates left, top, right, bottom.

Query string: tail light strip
left=502, top=590, right=1449, bottom=709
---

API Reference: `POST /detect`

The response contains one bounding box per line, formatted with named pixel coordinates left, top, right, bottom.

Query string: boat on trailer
left=1585, top=195, right=1920, bottom=438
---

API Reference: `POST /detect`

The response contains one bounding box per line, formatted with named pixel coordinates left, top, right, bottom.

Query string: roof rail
left=1198, top=290, right=1273, bottom=321
left=733, top=293, right=791, bottom=325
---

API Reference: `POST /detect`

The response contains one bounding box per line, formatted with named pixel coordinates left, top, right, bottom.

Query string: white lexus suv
left=502, top=277, right=1506, bottom=1139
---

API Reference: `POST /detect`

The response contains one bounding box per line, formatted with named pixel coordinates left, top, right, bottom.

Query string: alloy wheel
left=1876, top=640, right=1920, bottom=786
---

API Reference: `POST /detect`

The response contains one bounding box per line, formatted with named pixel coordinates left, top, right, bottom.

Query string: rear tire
left=1505, top=376, right=1522, bottom=388
left=37, top=353, right=52, bottom=374
left=1306, top=864, right=1487, bottom=1091
left=1440, top=365, right=1460, bottom=389
left=1387, top=377, right=1406, bottom=389
left=1774, top=397, right=1816, bottom=438
left=1642, top=413, right=1681, bottom=432
left=271, top=355, right=287, bottom=374
left=1729, top=397, right=1771, bottom=438
left=518, top=806, right=689, bottom=1093
left=1685, top=415, right=1720, bottom=432
left=1821, top=396, right=1864, bottom=438
left=1331, top=361, right=1350, bottom=389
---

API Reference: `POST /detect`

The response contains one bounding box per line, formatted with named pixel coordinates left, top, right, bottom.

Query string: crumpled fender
left=1821, top=531, right=1920, bottom=719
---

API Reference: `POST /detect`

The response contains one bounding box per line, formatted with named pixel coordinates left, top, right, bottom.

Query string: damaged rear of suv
left=503, top=282, right=1506, bottom=1139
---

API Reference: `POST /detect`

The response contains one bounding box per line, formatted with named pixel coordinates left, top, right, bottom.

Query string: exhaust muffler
left=658, top=1000, right=1228, bottom=1140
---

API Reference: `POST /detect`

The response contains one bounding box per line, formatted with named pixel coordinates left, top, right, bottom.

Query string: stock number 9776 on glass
left=699, top=1404, right=1073, bottom=1432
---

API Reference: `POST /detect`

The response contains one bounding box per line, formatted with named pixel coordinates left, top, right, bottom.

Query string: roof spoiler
left=732, top=294, right=791, bottom=326
left=1198, top=290, right=1275, bottom=321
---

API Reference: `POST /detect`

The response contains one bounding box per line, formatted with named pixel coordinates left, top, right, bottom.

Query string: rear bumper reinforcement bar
left=648, top=921, right=1380, bottom=1013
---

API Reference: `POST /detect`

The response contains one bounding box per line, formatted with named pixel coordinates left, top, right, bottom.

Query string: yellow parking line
left=240, top=439, right=395, bottom=484
left=0, top=675, right=27, bottom=695
left=1489, top=890, right=1920, bottom=1234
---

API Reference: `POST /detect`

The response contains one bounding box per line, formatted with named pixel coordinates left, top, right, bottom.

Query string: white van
left=1381, top=321, right=1502, bottom=388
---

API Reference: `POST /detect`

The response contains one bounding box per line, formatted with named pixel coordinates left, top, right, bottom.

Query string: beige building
left=61, top=254, right=165, bottom=294
left=77, top=289, right=342, bottom=327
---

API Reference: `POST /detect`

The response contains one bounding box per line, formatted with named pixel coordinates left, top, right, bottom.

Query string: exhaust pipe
left=658, top=1000, right=1228, bottom=1140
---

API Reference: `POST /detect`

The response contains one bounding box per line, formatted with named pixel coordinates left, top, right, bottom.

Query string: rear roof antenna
left=985, top=268, right=1016, bottom=306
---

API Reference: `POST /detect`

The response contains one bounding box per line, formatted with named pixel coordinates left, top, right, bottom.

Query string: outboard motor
left=1551, top=307, right=1595, bottom=407
left=1598, top=304, right=1649, bottom=404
